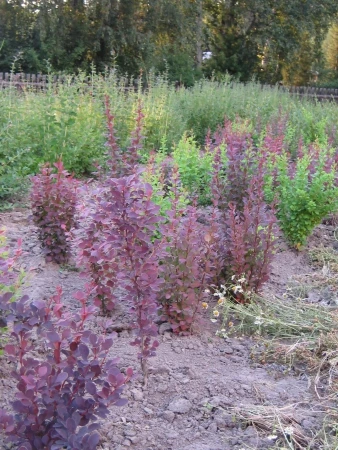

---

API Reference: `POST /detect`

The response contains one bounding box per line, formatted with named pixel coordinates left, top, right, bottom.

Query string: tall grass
left=1, top=70, right=338, bottom=203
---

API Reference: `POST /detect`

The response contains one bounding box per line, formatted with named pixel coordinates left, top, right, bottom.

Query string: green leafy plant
left=142, top=153, right=188, bottom=216
left=274, top=146, right=338, bottom=248
left=172, top=133, right=214, bottom=205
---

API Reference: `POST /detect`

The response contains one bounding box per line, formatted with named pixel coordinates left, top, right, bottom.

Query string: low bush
left=172, top=134, right=214, bottom=204
left=271, top=145, right=338, bottom=248
left=0, top=287, right=132, bottom=449
left=31, top=159, right=78, bottom=264
left=158, top=168, right=222, bottom=333
left=224, top=160, right=278, bottom=298
left=78, top=174, right=162, bottom=380
left=212, top=143, right=278, bottom=297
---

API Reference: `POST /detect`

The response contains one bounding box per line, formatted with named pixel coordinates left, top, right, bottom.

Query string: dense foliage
left=3, top=76, right=338, bottom=206
left=0, top=288, right=132, bottom=449
left=1, top=0, right=338, bottom=85
left=31, top=159, right=77, bottom=264
left=271, top=145, right=338, bottom=247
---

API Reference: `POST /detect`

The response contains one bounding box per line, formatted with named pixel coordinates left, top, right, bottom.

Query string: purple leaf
left=78, top=344, right=89, bottom=360
left=55, top=372, right=68, bottom=385
left=66, top=417, right=77, bottom=433
left=46, top=331, right=60, bottom=343
left=85, top=381, right=97, bottom=395
left=88, top=432, right=100, bottom=448
left=38, top=366, right=48, bottom=377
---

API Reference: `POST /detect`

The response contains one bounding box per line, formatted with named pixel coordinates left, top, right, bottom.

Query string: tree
left=323, top=21, right=338, bottom=73
left=0, top=0, right=39, bottom=71
left=203, top=0, right=338, bottom=83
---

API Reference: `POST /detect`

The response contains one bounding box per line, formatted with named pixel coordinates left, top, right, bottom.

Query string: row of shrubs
left=0, top=96, right=337, bottom=448
left=2, top=72, right=338, bottom=204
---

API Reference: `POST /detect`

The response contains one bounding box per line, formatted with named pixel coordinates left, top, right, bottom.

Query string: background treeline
left=1, top=0, right=338, bottom=86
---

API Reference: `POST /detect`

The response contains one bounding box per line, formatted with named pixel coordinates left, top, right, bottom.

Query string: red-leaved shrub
left=211, top=120, right=254, bottom=211
left=104, top=96, right=145, bottom=177
left=225, top=159, right=278, bottom=299
left=77, top=187, right=117, bottom=313
left=262, top=114, right=288, bottom=157
left=0, top=286, right=132, bottom=449
left=158, top=167, right=222, bottom=333
left=78, top=173, right=162, bottom=381
left=209, top=123, right=278, bottom=296
left=31, top=159, right=77, bottom=264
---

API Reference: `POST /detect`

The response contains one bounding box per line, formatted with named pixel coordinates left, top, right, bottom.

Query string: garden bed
left=1, top=207, right=337, bottom=450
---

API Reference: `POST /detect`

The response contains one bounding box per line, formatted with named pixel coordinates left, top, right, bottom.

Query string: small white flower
left=204, top=289, right=210, bottom=294
left=238, top=277, right=246, bottom=284
left=231, top=275, right=236, bottom=281
left=233, top=285, right=243, bottom=294
left=211, top=319, right=217, bottom=323
left=267, top=435, right=278, bottom=441
left=217, top=297, right=225, bottom=305
left=284, top=426, right=294, bottom=436
left=254, top=317, right=264, bottom=326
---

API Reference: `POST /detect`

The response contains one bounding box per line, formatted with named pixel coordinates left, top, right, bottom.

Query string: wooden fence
left=0, top=72, right=86, bottom=90
left=263, top=84, right=338, bottom=100
left=1, top=72, right=338, bottom=99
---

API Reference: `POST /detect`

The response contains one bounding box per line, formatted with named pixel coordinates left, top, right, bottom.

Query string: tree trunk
left=196, top=0, right=203, bottom=68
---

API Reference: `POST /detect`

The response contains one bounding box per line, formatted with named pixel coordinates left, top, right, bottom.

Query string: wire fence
left=1, top=72, right=338, bottom=99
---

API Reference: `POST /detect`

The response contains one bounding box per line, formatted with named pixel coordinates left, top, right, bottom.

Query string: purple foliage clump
left=31, top=158, right=77, bottom=264
left=0, top=286, right=132, bottom=449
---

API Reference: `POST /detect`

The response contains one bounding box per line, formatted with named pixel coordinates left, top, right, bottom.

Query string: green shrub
left=273, top=147, right=338, bottom=248
left=142, top=152, right=188, bottom=216
left=172, top=134, right=214, bottom=204
left=3, top=72, right=338, bottom=206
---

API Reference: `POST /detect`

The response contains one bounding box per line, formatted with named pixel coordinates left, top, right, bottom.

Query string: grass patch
left=219, top=295, right=338, bottom=339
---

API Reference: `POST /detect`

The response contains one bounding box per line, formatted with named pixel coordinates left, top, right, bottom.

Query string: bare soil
left=0, top=208, right=336, bottom=450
